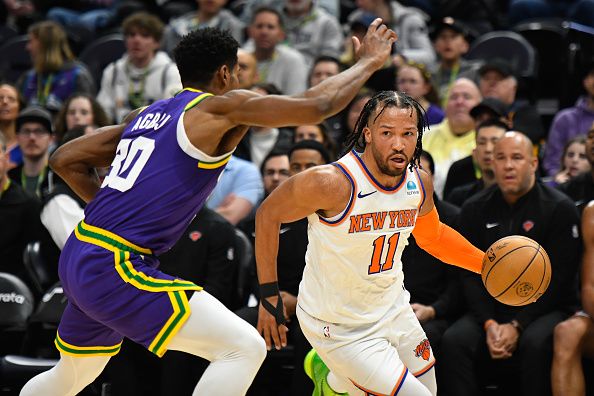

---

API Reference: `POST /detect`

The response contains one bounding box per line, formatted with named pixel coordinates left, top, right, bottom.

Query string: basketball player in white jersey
left=255, top=91, right=486, bottom=396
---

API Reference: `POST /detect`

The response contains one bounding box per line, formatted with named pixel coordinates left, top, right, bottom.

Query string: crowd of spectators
left=1, top=0, right=594, bottom=395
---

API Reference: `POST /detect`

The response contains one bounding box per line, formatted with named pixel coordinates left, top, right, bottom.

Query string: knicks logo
left=414, top=339, right=431, bottom=361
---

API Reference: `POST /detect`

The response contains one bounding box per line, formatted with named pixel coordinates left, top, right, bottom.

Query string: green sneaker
left=304, top=349, right=348, bottom=396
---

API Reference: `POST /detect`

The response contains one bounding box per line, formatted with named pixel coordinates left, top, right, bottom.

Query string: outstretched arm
left=202, top=19, right=396, bottom=130
left=412, top=169, right=484, bottom=273
left=582, top=202, right=594, bottom=318
left=255, top=165, right=350, bottom=350
left=49, top=108, right=143, bottom=203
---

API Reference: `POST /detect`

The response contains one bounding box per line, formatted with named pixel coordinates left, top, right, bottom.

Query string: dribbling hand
left=352, top=18, right=398, bottom=70
left=257, top=295, right=289, bottom=351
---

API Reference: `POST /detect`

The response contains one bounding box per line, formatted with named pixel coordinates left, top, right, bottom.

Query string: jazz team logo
left=414, top=339, right=431, bottom=361
left=406, top=181, right=419, bottom=195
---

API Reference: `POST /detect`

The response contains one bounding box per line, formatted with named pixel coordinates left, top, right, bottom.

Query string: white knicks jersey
left=298, top=151, right=426, bottom=324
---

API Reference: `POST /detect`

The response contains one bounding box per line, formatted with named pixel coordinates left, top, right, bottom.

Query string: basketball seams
left=492, top=244, right=541, bottom=299
left=512, top=249, right=552, bottom=306
left=483, top=244, right=536, bottom=285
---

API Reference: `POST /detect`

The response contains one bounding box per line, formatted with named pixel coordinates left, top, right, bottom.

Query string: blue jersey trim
left=319, top=163, right=355, bottom=225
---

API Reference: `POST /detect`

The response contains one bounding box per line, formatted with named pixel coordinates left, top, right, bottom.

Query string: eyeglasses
left=18, top=128, right=50, bottom=137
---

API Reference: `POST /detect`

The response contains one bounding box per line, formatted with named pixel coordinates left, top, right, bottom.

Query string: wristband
left=259, top=282, right=286, bottom=325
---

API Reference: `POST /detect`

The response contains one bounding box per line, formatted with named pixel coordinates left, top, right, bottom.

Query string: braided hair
left=342, top=90, right=429, bottom=171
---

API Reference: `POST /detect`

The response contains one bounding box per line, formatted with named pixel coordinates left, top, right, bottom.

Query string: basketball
left=481, top=236, right=551, bottom=306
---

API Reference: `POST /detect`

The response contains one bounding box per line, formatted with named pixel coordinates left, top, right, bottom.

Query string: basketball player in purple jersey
left=20, top=23, right=397, bottom=396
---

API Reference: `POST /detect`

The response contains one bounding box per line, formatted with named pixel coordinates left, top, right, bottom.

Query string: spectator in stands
left=246, top=7, right=308, bottom=95
left=97, top=12, right=182, bottom=123
left=0, top=82, right=25, bottom=170
left=508, top=0, right=594, bottom=28
left=294, top=123, right=338, bottom=160
left=47, top=0, right=119, bottom=34
left=234, top=83, right=293, bottom=167
left=549, top=135, right=590, bottom=186
left=423, top=77, right=482, bottom=198
left=430, top=17, right=481, bottom=108
left=347, top=0, right=435, bottom=66
left=237, top=145, right=328, bottom=396
left=53, top=93, right=111, bottom=144
left=237, top=49, right=259, bottom=89
left=478, top=59, right=545, bottom=145
left=0, top=132, right=42, bottom=286
left=281, top=0, right=343, bottom=67
left=162, top=0, right=245, bottom=55
left=402, top=150, right=463, bottom=356
left=445, top=118, right=508, bottom=207
left=443, top=98, right=509, bottom=199
left=551, top=200, right=594, bottom=396
left=396, top=60, right=444, bottom=125
left=338, top=91, right=374, bottom=146
left=559, top=123, right=594, bottom=214
left=8, top=106, right=53, bottom=198
left=288, top=139, right=331, bottom=174
left=308, top=55, right=341, bottom=88
left=544, top=64, right=594, bottom=177
left=18, top=21, right=95, bottom=115
left=308, top=56, right=343, bottom=140
left=206, top=155, right=264, bottom=225
left=439, top=132, right=581, bottom=396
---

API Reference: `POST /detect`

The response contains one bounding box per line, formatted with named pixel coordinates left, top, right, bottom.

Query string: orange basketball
left=481, top=235, right=551, bottom=306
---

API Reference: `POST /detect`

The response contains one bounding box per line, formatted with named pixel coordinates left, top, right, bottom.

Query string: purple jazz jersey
left=85, top=89, right=229, bottom=256
left=55, top=89, right=229, bottom=357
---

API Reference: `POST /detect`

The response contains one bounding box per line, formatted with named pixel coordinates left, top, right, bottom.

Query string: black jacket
left=558, top=171, right=594, bottom=215
left=0, top=180, right=43, bottom=284
left=458, top=182, right=581, bottom=328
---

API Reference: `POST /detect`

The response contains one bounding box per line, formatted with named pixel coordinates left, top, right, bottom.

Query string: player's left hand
left=257, top=295, right=289, bottom=351
left=497, top=323, right=519, bottom=355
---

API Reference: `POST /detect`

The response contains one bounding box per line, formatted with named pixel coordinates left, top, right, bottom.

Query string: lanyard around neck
left=126, top=62, right=150, bottom=109
left=36, top=73, right=54, bottom=106
left=21, top=164, right=46, bottom=198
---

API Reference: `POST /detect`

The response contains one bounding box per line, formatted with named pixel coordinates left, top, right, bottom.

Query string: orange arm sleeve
left=412, top=206, right=484, bottom=274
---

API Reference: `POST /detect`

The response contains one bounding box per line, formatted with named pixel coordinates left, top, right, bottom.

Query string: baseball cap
left=350, top=12, right=376, bottom=31
left=479, top=59, right=516, bottom=79
left=430, top=17, right=470, bottom=41
left=16, top=106, right=53, bottom=134
left=470, top=97, right=508, bottom=119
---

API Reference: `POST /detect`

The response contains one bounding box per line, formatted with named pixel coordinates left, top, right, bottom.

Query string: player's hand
left=257, top=295, right=288, bottom=351
left=498, top=323, right=520, bottom=355
left=485, top=322, right=511, bottom=359
left=353, top=18, right=397, bottom=70
left=411, top=303, right=436, bottom=323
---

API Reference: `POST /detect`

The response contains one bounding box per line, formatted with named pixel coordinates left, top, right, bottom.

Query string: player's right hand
left=353, top=18, right=397, bottom=71
left=257, top=296, right=288, bottom=351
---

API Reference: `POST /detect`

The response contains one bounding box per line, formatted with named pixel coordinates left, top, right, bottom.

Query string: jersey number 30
left=102, top=137, right=155, bottom=192
left=368, top=233, right=400, bottom=274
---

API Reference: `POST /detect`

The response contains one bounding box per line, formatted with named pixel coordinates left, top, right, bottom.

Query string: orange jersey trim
left=350, top=367, right=408, bottom=396
left=319, top=162, right=358, bottom=227
left=413, top=359, right=436, bottom=377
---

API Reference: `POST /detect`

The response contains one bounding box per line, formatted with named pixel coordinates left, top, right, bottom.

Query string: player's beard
left=371, top=144, right=409, bottom=177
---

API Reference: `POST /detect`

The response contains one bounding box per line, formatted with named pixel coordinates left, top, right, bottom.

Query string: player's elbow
left=48, top=146, right=67, bottom=175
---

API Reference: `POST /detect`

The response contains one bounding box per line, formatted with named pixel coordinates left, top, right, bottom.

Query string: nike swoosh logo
left=486, top=223, right=499, bottom=229
left=279, top=227, right=291, bottom=234
left=357, top=191, right=377, bottom=198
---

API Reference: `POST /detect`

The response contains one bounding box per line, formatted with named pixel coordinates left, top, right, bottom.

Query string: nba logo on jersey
left=406, top=180, right=419, bottom=195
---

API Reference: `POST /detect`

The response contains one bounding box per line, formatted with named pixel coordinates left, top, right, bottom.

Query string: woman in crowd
left=396, top=60, right=444, bottom=125
left=0, top=82, right=25, bottom=169
left=53, top=93, right=111, bottom=143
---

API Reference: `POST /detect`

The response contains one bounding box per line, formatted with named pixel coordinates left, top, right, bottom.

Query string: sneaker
left=304, top=349, right=348, bottom=396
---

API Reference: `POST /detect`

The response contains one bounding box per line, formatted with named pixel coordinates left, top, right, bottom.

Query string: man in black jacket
left=439, top=132, right=581, bottom=396
left=0, top=132, right=43, bottom=287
